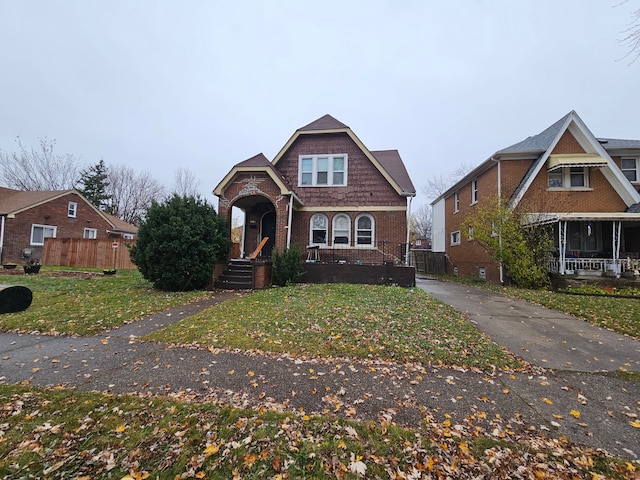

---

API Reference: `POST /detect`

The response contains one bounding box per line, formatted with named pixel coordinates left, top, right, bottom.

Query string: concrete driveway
left=416, top=276, right=640, bottom=373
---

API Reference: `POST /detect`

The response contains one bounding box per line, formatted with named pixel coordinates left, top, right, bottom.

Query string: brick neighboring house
left=0, top=187, right=138, bottom=265
left=431, top=111, right=640, bottom=283
left=214, top=114, right=416, bottom=266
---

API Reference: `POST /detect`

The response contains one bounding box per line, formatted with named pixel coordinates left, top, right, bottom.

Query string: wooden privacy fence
left=43, top=238, right=137, bottom=270
left=410, top=249, right=446, bottom=275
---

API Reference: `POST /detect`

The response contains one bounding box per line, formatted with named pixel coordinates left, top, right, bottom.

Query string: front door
left=261, top=211, right=276, bottom=257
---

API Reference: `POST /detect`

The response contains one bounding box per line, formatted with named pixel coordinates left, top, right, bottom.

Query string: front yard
left=0, top=269, right=638, bottom=478
left=145, top=283, right=522, bottom=371
left=0, top=269, right=207, bottom=335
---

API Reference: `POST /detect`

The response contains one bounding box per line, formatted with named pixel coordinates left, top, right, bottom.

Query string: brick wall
left=2, top=193, right=114, bottom=265
left=552, top=130, right=586, bottom=154
left=275, top=133, right=406, bottom=208
left=290, top=209, right=408, bottom=264
left=442, top=128, right=634, bottom=284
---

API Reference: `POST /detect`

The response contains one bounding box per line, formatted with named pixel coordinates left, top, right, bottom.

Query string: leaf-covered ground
left=0, top=384, right=636, bottom=479
left=0, top=269, right=207, bottom=335
left=145, top=284, right=522, bottom=371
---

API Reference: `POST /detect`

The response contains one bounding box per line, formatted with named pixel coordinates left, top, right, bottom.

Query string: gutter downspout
left=491, top=157, right=504, bottom=284
left=405, top=196, right=413, bottom=265
left=0, top=216, right=5, bottom=263
left=286, top=193, right=294, bottom=249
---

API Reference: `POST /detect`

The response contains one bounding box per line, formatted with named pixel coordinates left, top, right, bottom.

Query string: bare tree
left=412, top=203, right=432, bottom=240
left=421, top=162, right=473, bottom=200
left=172, top=166, right=200, bottom=198
left=619, top=2, right=640, bottom=64
left=0, top=137, right=80, bottom=190
left=105, top=165, right=166, bottom=225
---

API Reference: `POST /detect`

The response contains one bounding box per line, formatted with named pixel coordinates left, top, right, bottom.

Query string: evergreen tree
left=77, top=159, right=110, bottom=210
left=129, top=195, right=230, bottom=291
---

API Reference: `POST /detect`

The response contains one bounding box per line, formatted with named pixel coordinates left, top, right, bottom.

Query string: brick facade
left=275, top=133, right=405, bottom=208
left=436, top=114, right=640, bottom=284
left=2, top=192, right=114, bottom=265
left=215, top=121, right=413, bottom=266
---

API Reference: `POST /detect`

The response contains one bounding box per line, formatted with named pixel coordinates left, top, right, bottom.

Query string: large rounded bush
left=130, top=195, right=230, bottom=291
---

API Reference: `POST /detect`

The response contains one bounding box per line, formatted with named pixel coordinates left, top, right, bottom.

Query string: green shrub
left=271, top=247, right=304, bottom=286
left=129, top=195, right=230, bottom=291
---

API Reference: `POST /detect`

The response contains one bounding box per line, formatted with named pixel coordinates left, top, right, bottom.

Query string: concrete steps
left=214, top=259, right=253, bottom=290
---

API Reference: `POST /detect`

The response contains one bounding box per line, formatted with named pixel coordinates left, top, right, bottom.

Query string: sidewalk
left=1, top=285, right=639, bottom=459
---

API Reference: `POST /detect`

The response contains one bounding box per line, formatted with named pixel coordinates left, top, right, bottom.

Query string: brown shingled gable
left=236, top=153, right=271, bottom=167
left=371, top=150, right=416, bottom=195
left=298, top=114, right=349, bottom=131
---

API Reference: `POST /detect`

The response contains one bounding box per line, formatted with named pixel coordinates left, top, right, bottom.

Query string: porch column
left=612, top=220, right=621, bottom=277
left=558, top=220, right=567, bottom=275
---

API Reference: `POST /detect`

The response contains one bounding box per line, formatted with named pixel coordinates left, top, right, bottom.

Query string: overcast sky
left=1, top=1, right=638, bottom=210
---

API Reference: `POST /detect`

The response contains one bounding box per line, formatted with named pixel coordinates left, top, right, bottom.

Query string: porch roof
left=524, top=211, right=640, bottom=225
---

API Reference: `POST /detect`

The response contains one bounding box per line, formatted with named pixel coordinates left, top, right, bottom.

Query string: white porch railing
left=547, top=257, right=640, bottom=276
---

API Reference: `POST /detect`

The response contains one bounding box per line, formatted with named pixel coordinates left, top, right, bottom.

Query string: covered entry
left=232, top=195, right=277, bottom=259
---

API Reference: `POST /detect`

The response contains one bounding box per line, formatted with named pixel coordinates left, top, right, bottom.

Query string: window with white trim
left=299, top=155, right=347, bottom=186
left=310, top=214, right=328, bottom=245
left=30, top=224, right=57, bottom=246
left=471, top=178, right=478, bottom=205
left=123, top=233, right=135, bottom=240
left=83, top=228, right=97, bottom=239
left=355, top=214, right=374, bottom=246
left=453, top=191, right=459, bottom=213
left=68, top=202, right=77, bottom=218
left=621, top=157, right=638, bottom=183
left=467, top=226, right=474, bottom=241
left=332, top=214, right=350, bottom=246
left=450, top=230, right=461, bottom=246
left=548, top=167, right=589, bottom=189
left=471, top=180, right=478, bottom=204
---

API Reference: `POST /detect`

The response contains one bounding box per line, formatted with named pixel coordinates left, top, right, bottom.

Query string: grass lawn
left=0, top=268, right=208, bottom=335
left=145, top=283, right=522, bottom=371
left=0, top=384, right=633, bottom=479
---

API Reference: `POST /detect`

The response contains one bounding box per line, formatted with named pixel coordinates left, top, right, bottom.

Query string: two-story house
left=214, top=115, right=416, bottom=270
left=0, top=188, right=138, bottom=265
left=431, top=111, right=640, bottom=283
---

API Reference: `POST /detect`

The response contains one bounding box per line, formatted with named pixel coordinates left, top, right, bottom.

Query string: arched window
left=310, top=214, right=328, bottom=245
left=355, top=214, right=374, bottom=246
left=332, top=214, right=351, bottom=246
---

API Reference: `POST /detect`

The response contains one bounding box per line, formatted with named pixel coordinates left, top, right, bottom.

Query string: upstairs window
left=68, top=202, right=77, bottom=218
left=298, top=155, right=348, bottom=186
left=332, top=214, right=350, bottom=245
left=570, top=167, right=586, bottom=187
left=31, top=224, right=57, bottom=246
left=310, top=214, right=328, bottom=245
left=548, top=167, right=589, bottom=189
left=453, top=191, right=459, bottom=213
left=622, top=157, right=638, bottom=183
left=471, top=180, right=478, bottom=204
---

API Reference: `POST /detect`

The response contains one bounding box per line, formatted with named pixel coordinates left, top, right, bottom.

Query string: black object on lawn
left=0, top=285, right=33, bottom=313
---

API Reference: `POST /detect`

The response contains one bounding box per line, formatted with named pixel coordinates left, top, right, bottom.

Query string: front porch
left=544, top=214, right=640, bottom=279
left=547, top=256, right=639, bottom=278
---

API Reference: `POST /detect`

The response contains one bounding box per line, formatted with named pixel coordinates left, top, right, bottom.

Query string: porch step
left=215, top=259, right=253, bottom=290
